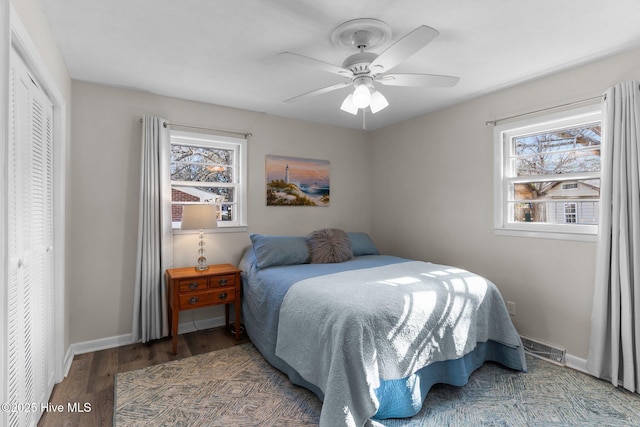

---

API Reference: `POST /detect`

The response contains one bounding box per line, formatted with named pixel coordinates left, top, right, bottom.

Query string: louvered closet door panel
left=29, top=76, right=54, bottom=414
left=41, top=86, right=56, bottom=394
left=7, top=48, right=55, bottom=427
left=8, top=50, right=37, bottom=427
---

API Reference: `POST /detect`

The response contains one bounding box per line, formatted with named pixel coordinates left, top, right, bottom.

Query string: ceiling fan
left=280, top=18, right=459, bottom=116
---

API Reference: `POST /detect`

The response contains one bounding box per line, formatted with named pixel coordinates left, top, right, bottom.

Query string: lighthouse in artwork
left=285, top=164, right=289, bottom=184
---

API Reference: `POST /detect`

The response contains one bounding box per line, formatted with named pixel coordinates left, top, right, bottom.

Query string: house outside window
left=170, top=130, right=247, bottom=229
left=494, top=104, right=601, bottom=240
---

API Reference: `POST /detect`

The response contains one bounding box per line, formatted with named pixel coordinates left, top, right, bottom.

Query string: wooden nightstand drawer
left=178, top=288, right=236, bottom=309
left=178, top=277, right=208, bottom=293
left=209, top=274, right=236, bottom=288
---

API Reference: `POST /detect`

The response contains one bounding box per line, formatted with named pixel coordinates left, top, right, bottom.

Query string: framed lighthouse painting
left=265, top=155, right=330, bottom=206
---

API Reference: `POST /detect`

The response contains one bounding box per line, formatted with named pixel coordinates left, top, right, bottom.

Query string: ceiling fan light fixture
left=352, top=83, right=371, bottom=108
left=281, top=21, right=459, bottom=123
left=369, top=90, right=389, bottom=114
left=340, top=93, right=359, bottom=115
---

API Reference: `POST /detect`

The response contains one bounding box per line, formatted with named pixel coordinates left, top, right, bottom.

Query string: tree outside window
left=169, top=130, right=247, bottom=228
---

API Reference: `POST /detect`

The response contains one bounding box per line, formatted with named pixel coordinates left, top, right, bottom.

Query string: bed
left=239, top=230, right=526, bottom=427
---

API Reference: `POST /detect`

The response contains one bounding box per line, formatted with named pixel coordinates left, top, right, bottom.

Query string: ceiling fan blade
left=284, top=81, right=352, bottom=103
left=278, top=52, right=353, bottom=78
left=378, top=73, right=460, bottom=87
left=369, top=25, right=439, bottom=73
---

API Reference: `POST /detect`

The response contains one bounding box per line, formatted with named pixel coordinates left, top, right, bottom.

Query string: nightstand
left=166, top=264, right=242, bottom=354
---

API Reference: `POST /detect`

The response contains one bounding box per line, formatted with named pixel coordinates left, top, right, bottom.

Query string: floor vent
left=520, top=336, right=566, bottom=365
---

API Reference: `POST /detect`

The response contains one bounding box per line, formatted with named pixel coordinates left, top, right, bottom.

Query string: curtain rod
left=163, top=121, right=252, bottom=138
left=139, top=118, right=252, bottom=138
left=485, top=95, right=604, bottom=126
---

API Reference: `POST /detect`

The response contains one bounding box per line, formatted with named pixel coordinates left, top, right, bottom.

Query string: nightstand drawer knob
left=219, top=292, right=227, bottom=300
left=188, top=282, right=199, bottom=290
left=218, top=278, right=228, bottom=285
left=188, top=296, right=200, bottom=305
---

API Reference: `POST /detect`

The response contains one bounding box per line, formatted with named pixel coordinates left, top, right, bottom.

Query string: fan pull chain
left=362, top=108, right=366, bottom=130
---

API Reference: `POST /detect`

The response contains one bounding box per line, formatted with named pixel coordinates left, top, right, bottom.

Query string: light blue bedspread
left=239, top=249, right=526, bottom=427
left=275, top=261, right=526, bottom=427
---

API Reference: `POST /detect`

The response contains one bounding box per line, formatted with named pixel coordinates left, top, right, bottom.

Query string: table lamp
left=180, top=204, right=218, bottom=271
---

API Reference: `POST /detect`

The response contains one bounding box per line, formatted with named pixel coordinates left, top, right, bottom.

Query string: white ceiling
left=39, top=0, right=640, bottom=131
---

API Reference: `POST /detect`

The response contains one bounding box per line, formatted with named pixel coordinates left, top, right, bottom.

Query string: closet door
left=7, top=48, right=55, bottom=427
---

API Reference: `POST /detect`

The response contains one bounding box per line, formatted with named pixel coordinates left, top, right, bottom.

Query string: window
left=494, top=105, right=601, bottom=240
left=564, top=203, right=577, bottom=223
left=170, top=130, right=247, bottom=229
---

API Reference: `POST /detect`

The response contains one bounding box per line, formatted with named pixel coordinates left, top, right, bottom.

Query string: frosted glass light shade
left=369, top=90, right=389, bottom=114
left=352, top=84, right=371, bottom=108
left=340, top=94, right=359, bottom=115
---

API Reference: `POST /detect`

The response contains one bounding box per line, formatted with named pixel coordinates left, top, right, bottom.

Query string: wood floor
left=38, top=325, right=249, bottom=427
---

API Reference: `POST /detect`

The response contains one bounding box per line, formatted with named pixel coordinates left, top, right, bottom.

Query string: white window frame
left=493, top=104, right=602, bottom=241
left=564, top=202, right=577, bottom=224
left=170, top=129, right=247, bottom=232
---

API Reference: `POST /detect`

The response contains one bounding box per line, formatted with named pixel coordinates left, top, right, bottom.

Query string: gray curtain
left=588, top=81, right=640, bottom=392
left=132, top=116, right=173, bottom=343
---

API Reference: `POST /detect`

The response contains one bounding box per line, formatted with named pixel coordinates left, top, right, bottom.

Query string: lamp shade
left=180, top=204, right=218, bottom=230
left=352, top=84, right=371, bottom=108
left=340, top=93, right=359, bottom=115
left=369, top=90, right=389, bottom=114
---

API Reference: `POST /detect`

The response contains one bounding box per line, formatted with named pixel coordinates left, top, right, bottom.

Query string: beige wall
left=70, top=82, right=370, bottom=344
left=370, top=47, right=640, bottom=361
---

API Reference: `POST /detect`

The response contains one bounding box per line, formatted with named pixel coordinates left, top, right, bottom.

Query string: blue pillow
left=249, top=234, right=310, bottom=269
left=347, top=232, right=379, bottom=256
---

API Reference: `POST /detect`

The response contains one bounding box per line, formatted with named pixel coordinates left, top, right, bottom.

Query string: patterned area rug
left=114, top=343, right=319, bottom=426
left=115, top=343, right=640, bottom=427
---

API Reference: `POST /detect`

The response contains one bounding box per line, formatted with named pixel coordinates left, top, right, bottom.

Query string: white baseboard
left=63, top=348, right=74, bottom=379
left=565, top=353, right=588, bottom=374
left=62, top=315, right=226, bottom=377
left=70, top=332, right=134, bottom=356
left=63, top=333, right=133, bottom=377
